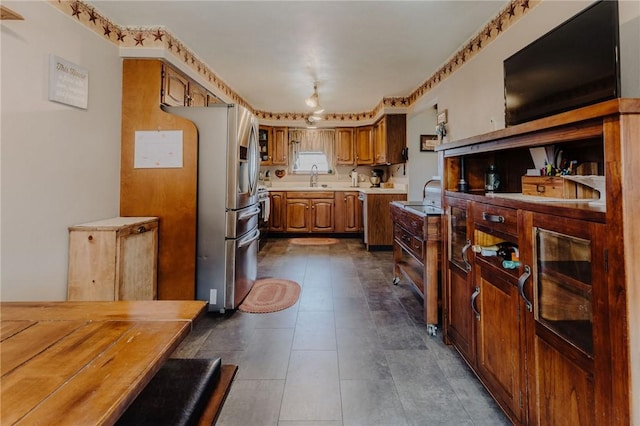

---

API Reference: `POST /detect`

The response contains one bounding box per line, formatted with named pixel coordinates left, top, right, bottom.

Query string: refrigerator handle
left=247, top=122, right=260, bottom=196
left=238, top=206, right=261, bottom=220
left=238, top=229, right=260, bottom=248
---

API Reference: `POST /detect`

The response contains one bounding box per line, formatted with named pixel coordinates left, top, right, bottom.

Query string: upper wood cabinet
left=187, top=82, right=209, bottom=107
left=335, top=128, right=355, bottom=165
left=161, top=64, right=217, bottom=107
left=355, top=126, right=374, bottom=165
left=373, top=114, right=406, bottom=165
left=272, top=127, right=288, bottom=165
left=259, top=126, right=272, bottom=165
left=162, top=65, right=189, bottom=106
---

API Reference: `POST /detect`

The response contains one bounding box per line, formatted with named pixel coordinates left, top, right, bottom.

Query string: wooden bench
left=117, top=358, right=238, bottom=426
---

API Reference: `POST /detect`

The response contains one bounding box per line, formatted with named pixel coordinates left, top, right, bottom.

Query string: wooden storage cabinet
left=373, top=114, right=406, bottom=165
left=334, top=191, right=362, bottom=232
left=438, top=99, right=640, bottom=425
left=285, top=191, right=334, bottom=233
left=355, top=126, right=374, bottom=165
left=362, top=192, right=407, bottom=249
left=161, top=63, right=218, bottom=107
left=443, top=197, right=476, bottom=363
left=335, top=128, right=355, bottom=165
left=272, top=127, right=288, bottom=165
left=67, top=217, right=158, bottom=301
left=259, top=126, right=272, bottom=165
left=390, top=203, right=441, bottom=331
left=269, top=191, right=286, bottom=232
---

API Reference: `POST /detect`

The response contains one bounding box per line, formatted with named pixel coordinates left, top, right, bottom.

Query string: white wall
left=407, top=0, right=640, bottom=144
left=1, top=1, right=122, bottom=301
left=404, top=105, right=439, bottom=200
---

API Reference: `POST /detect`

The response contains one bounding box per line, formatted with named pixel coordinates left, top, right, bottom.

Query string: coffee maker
left=369, top=169, right=383, bottom=187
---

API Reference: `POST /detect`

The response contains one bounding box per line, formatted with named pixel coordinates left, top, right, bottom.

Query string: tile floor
left=173, top=238, right=511, bottom=425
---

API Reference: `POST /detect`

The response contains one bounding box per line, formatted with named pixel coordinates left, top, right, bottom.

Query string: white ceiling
left=88, top=1, right=508, bottom=114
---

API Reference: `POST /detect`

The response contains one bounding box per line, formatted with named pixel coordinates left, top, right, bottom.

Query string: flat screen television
left=504, top=0, right=620, bottom=126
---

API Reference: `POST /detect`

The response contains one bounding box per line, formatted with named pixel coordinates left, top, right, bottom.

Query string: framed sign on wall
left=420, top=134, right=438, bottom=152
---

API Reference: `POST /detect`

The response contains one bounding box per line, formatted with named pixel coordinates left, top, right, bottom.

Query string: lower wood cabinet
left=269, top=191, right=286, bottom=232
left=334, top=191, right=362, bottom=232
left=285, top=192, right=334, bottom=232
left=67, top=217, right=158, bottom=301
left=439, top=100, right=639, bottom=424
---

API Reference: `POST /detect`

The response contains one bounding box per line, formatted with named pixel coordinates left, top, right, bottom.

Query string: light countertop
left=266, top=185, right=407, bottom=195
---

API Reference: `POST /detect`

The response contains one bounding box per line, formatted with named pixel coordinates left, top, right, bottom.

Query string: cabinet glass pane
left=449, top=205, right=468, bottom=270
left=535, top=228, right=593, bottom=355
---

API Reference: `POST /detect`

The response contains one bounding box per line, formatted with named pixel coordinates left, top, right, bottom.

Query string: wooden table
left=0, top=300, right=207, bottom=425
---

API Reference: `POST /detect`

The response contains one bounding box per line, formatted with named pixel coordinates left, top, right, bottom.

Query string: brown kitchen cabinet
left=373, top=114, right=406, bottom=165
left=161, top=63, right=218, bottom=107
left=471, top=202, right=525, bottom=423
left=362, top=192, right=407, bottom=249
left=521, top=212, right=606, bottom=426
left=272, top=127, right=288, bottom=165
left=334, top=191, right=362, bottom=233
left=355, top=126, right=374, bottom=165
left=285, top=191, right=334, bottom=232
left=67, top=217, right=158, bottom=301
left=335, top=128, right=356, bottom=165
left=443, top=196, right=476, bottom=364
left=438, top=99, right=640, bottom=425
left=390, top=203, right=441, bottom=332
left=259, top=125, right=272, bottom=165
left=268, top=191, right=286, bottom=232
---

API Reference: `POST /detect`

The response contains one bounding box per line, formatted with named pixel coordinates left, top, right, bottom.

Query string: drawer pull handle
left=137, top=226, right=147, bottom=233
left=471, top=286, right=481, bottom=320
left=462, top=239, right=472, bottom=271
left=536, top=184, right=546, bottom=193
left=482, top=212, right=505, bottom=223
left=518, top=265, right=533, bottom=312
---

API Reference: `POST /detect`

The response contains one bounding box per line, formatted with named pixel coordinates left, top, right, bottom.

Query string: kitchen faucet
left=310, top=164, right=319, bottom=187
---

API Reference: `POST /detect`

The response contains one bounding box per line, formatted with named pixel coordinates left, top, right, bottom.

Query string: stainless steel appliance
left=163, top=105, right=260, bottom=312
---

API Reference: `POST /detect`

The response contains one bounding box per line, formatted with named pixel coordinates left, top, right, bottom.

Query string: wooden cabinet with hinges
left=439, top=99, right=640, bottom=425
left=67, top=217, right=158, bottom=301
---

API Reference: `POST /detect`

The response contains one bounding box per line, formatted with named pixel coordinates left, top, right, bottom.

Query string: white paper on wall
left=134, top=130, right=183, bottom=168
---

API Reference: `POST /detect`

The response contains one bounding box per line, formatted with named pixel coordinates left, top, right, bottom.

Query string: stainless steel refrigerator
left=163, top=104, right=260, bottom=312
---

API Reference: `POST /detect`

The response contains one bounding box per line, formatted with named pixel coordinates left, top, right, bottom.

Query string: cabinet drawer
left=286, top=191, right=334, bottom=199
left=473, top=203, right=517, bottom=236
left=394, top=224, right=424, bottom=261
left=391, top=206, right=424, bottom=237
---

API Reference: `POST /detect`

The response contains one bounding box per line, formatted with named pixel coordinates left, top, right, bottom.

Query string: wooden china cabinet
left=437, top=99, right=640, bottom=426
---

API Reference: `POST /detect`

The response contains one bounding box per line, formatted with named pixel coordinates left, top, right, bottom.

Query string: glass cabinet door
left=449, top=203, right=470, bottom=271
left=534, top=228, right=593, bottom=355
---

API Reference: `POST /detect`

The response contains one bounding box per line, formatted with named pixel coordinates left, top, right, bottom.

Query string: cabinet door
left=118, top=223, right=158, bottom=300
left=311, top=199, right=334, bottom=232
left=355, top=126, right=374, bottom=165
left=162, top=65, right=188, bottom=106
left=259, top=126, right=272, bottom=165
left=345, top=192, right=362, bottom=232
left=335, top=128, right=355, bottom=165
left=187, top=82, right=208, bottom=107
left=272, top=127, right=288, bottom=165
left=67, top=230, right=117, bottom=301
left=444, top=197, right=476, bottom=363
left=474, top=264, right=524, bottom=422
left=286, top=199, right=309, bottom=232
left=269, top=192, right=285, bottom=232
left=521, top=213, right=607, bottom=426
left=374, top=118, right=387, bottom=164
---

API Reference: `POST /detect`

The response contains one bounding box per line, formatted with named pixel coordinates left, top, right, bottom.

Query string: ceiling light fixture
left=305, top=82, right=324, bottom=114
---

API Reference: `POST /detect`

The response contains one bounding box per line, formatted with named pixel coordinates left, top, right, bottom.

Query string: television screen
left=504, top=0, right=620, bottom=126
